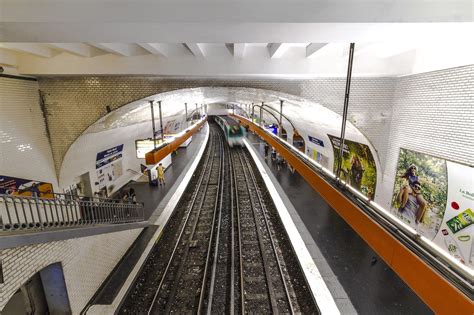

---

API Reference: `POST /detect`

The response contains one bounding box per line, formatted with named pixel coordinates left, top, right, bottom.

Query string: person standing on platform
left=157, top=163, right=166, bottom=186
left=271, top=148, right=277, bottom=162
left=264, top=142, right=270, bottom=159
left=30, top=183, right=40, bottom=198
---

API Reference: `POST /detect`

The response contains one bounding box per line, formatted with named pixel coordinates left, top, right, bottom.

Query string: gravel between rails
left=119, top=123, right=319, bottom=314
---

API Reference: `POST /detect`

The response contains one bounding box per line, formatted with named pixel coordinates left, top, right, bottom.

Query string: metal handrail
left=0, top=194, right=145, bottom=232
left=235, top=114, right=474, bottom=295
left=51, top=192, right=124, bottom=203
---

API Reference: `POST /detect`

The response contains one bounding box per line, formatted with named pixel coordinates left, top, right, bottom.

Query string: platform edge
left=243, top=138, right=341, bottom=315
left=86, top=123, right=210, bottom=314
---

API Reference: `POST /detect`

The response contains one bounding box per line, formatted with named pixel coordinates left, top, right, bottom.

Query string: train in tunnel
left=214, top=115, right=246, bottom=147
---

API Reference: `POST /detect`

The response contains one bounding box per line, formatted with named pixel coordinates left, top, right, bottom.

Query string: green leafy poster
left=327, top=135, right=377, bottom=200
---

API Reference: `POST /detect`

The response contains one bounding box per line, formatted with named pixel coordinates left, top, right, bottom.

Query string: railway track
left=230, top=148, right=295, bottom=314
left=120, top=123, right=318, bottom=314
left=147, top=125, right=224, bottom=314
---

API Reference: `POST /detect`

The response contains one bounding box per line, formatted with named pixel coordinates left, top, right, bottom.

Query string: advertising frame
left=390, top=147, right=474, bottom=269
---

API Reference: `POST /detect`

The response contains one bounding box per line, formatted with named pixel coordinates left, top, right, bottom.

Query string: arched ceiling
left=84, top=86, right=362, bottom=139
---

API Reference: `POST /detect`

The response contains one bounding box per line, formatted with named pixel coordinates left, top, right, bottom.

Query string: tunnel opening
left=2, top=263, right=71, bottom=315
left=292, top=131, right=305, bottom=153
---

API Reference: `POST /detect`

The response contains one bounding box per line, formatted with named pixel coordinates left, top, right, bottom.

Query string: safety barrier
left=0, top=194, right=145, bottom=232
left=232, top=114, right=473, bottom=315
left=145, top=118, right=207, bottom=165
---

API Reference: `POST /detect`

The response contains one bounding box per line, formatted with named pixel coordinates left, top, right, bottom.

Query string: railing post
left=158, top=100, right=164, bottom=141
left=336, top=43, right=355, bottom=181
left=185, top=102, right=188, bottom=125
left=149, top=100, right=157, bottom=150
left=279, top=100, right=283, bottom=137
left=0, top=193, right=145, bottom=231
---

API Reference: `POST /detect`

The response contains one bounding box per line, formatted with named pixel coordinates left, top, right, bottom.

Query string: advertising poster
left=391, top=148, right=473, bottom=267
left=306, top=147, right=329, bottom=169
left=328, top=135, right=377, bottom=199
left=163, top=119, right=182, bottom=134
left=0, top=175, right=54, bottom=199
left=96, top=144, right=124, bottom=189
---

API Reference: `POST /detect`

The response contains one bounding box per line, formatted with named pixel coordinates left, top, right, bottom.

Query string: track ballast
left=119, top=122, right=318, bottom=314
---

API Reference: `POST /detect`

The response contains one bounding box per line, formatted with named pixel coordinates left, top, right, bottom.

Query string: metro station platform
left=85, top=122, right=433, bottom=314
left=84, top=124, right=209, bottom=312
left=245, top=132, right=432, bottom=314
left=117, top=124, right=208, bottom=220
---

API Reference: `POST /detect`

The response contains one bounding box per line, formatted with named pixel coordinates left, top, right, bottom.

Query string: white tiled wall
left=0, top=77, right=58, bottom=190
left=35, top=69, right=473, bottom=205
left=300, top=77, right=396, bottom=172
left=0, top=228, right=142, bottom=313
left=379, top=65, right=474, bottom=207
left=37, top=76, right=395, bottom=174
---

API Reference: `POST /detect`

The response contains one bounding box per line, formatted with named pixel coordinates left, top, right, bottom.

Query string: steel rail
left=232, top=149, right=246, bottom=314
left=241, top=149, right=295, bottom=314
left=161, top=132, right=219, bottom=314
left=206, top=132, right=229, bottom=314
left=199, top=130, right=225, bottom=313
left=235, top=149, right=279, bottom=313
left=229, top=145, right=236, bottom=315
left=146, top=129, right=217, bottom=315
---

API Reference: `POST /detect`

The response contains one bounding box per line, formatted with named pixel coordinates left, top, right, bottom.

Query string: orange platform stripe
left=145, top=119, right=207, bottom=165
left=232, top=114, right=473, bottom=315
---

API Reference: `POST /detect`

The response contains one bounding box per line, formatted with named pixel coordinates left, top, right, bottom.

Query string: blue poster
left=265, top=124, right=278, bottom=135
left=0, top=175, right=54, bottom=198
left=96, top=144, right=124, bottom=169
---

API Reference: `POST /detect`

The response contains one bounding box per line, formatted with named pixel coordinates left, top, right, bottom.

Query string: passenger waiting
left=157, top=163, right=166, bottom=186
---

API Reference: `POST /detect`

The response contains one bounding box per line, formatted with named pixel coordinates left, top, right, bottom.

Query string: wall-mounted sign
left=390, top=148, right=474, bottom=267
left=308, top=135, right=324, bottom=147
left=136, top=139, right=159, bottom=159
left=136, top=136, right=175, bottom=159
left=265, top=124, right=278, bottom=135
left=96, top=144, right=124, bottom=189
left=306, top=148, right=329, bottom=168
left=0, top=175, right=54, bottom=199
left=328, top=135, right=377, bottom=199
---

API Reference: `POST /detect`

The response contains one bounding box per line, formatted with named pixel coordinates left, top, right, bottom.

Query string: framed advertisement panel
left=390, top=148, right=473, bottom=268
left=327, top=134, right=377, bottom=200
left=0, top=175, right=54, bottom=199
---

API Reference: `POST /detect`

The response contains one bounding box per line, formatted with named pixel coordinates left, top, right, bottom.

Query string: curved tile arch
left=62, top=87, right=383, bottom=202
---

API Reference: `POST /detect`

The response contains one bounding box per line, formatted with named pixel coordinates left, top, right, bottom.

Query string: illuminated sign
left=136, top=136, right=175, bottom=158
left=136, top=139, right=159, bottom=159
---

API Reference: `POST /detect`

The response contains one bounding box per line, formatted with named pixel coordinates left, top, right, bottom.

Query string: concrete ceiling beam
left=306, top=43, right=327, bottom=58
left=233, top=43, right=246, bottom=58
left=2, top=1, right=471, bottom=23
left=184, top=43, right=205, bottom=57
left=0, top=43, right=53, bottom=58
left=1, top=24, right=472, bottom=43
left=137, top=43, right=168, bottom=57
left=268, top=43, right=289, bottom=58
left=89, top=43, right=147, bottom=57
left=0, top=48, right=18, bottom=67
left=45, top=43, right=104, bottom=57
